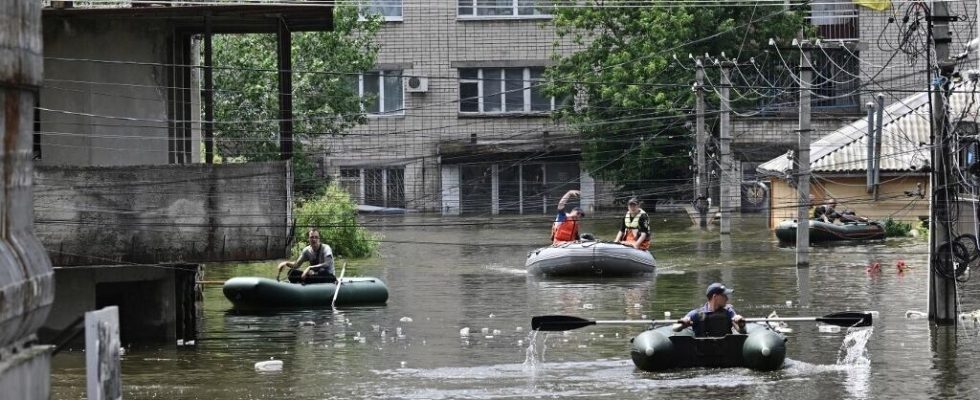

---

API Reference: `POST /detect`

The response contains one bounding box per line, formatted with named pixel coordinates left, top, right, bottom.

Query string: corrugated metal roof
left=757, top=80, right=980, bottom=176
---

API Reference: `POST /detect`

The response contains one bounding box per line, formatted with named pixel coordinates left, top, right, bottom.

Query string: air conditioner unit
left=405, top=76, right=429, bottom=93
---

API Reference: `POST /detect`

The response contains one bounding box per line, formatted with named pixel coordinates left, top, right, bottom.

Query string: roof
left=757, top=79, right=980, bottom=176
left=43, top=5, right=333, bottom=33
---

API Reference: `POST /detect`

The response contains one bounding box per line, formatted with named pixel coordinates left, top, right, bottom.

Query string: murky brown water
left=51, top=213, right=980, bottom=399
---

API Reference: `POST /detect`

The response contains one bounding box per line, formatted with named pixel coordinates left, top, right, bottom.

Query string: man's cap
left=627, top=197, right=639, bottom=205
left=705, top=283, right=733, bottom=297
left=571, top=207, right=585, bottom=217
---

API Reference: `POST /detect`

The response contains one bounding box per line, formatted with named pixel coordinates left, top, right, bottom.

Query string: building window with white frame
left=459, top=67, right=554, bottom=114
left=358, top=70, right=404, bottom=116
left=339, top=167, right=406, bottom=208
left=458, top=0, right=550, bottom=18
left=361, top=0, right=403, bottom=21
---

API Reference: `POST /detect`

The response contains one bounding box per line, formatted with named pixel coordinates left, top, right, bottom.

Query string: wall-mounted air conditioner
left=405, top=76, right=429, bottom=93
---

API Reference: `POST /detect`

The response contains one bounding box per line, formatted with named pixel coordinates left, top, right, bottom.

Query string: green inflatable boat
left=630, top=323, right=786, bottom=371
left=775, top=219, right=885, bottom=244
left=222, top=277, right=389, bottom=309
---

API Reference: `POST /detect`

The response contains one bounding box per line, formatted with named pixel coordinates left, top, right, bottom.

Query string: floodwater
left=51, top=213, right=980, bottom=399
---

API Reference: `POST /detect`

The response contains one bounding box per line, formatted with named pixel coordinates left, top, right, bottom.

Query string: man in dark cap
left=613, top=197, right=651, bottom=250
left=676, top=283, right=745, bottom=337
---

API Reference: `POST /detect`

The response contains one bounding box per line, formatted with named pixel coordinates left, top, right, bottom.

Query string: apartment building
left=323, top=0, right=600, bottom=215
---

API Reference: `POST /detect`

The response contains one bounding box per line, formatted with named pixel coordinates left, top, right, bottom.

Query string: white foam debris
left=515, top=326, right=524, bottom=332
left=372, top=324, right=381, bottom=332
left=459, top=327, right=470, bottom=336
left=776, top=327, right=794, bottom=334
left=400, top=361, right=407, bottom=368
left=492, top=329, right=501, bottom=335
left=818, top=325, right=841, bottom=333
left=906, top=310, right=927, bottom=319
left=400, top=317, right=413, bottom=323
left=785, top=300, right=793, bottom=307
left=485, top=335, right=494, bottom=339
left=641, top=314, right=648, bottom=319
left=663, top=312, right=671, bottom=319
left=518, top=340, right=524, bottom=346
left=582, top=303, right=594, bottom=310
left=255, top=359, right=283, bottom=372
left=634, top=303, right=642, bottom=309
left=598, top=334, right=604, bottom=338
left=177, top=339, right=184, bottom=346
left=299, top=321, right=316, bottom=327
left=481, top=327, right=490, bottom=335
left=489, top=313, right=495, bottom=318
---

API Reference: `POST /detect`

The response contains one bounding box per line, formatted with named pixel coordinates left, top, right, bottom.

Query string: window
left=361, top=0, right=403, bottom=21
left=458, top=0, right=550, bottom=18
left=459, top=67, right=554, bottom=114
left=339, top=167, right=406, bottom=208
left=358, top=70, right=404, bottom=116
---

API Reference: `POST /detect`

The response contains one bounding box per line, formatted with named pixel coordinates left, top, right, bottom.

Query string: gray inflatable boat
left=525, top=241, right=656, bottom=276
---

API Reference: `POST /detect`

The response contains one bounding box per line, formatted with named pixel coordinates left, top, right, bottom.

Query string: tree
left=212, top=7, right=382, bottom=197
left=547, top=4, right=806, bottom=203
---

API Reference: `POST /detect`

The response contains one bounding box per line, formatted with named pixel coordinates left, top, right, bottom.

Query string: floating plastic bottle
left=255, top=358, right=283, bottom=372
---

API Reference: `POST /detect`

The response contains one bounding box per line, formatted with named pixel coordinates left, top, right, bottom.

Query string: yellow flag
left=855, top=0, right=890, bottom=11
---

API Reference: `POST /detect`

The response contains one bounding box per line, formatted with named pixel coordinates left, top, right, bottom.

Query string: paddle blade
left=817, top=311, right=873, bottom=327
left=531, top=315, right=596, bottom=332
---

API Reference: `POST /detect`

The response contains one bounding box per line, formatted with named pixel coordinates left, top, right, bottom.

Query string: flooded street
left=51, top=214, right=980, bottom=399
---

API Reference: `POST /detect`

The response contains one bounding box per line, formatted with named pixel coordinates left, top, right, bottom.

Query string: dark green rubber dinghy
left=630, top=323, right=786, bottom=371
left=223, top=277, right=389, bottom=309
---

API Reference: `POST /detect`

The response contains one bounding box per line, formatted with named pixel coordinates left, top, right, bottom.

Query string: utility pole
left=796, top=42, right=813, bottom=267
left=873, top=94, right=884, bottom=201
left=927, top=1, right=958, bottom=324
left=719, top=61, right=733, bottom=234
left=695, top=58, right=708, bottom=230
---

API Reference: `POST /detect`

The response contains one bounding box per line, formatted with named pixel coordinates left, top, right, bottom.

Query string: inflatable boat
left=630, top=323, right=786, bottom=371
left=775, top=219, right=885, bottom=244
left=222, top=277, right=389, bottom=309
left=525, top=241, right=656, bottom=276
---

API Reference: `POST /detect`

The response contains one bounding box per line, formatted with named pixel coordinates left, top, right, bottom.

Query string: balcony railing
left=756, top=47, right=861, bottom=113
left=808, top=1, right=859, bottom=41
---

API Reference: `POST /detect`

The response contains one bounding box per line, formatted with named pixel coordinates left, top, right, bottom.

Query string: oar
left=531, top=311, right=873, bottom=332
left=331, top=261, right=347, bottom=309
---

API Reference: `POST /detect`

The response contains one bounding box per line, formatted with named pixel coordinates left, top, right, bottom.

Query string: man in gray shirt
left=277, top=229, right=336, bottom=284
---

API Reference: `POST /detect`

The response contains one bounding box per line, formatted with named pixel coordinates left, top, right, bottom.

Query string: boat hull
left=775, top=219, right=885, bottom=243
left=630, top=324, right=786, bottom=371
left=222, top=277, right=389, bottom=309
left=525, top=241, right=656, bottom=276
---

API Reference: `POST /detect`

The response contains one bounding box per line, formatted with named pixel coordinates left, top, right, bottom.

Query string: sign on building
left=86, top=306, right=122, bottom=400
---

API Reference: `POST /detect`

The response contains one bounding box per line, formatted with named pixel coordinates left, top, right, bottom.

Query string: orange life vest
left=623, top=230, right=651, bottom=250
left=621, top=210, right=651, bottom=250
left=551, top=220, right=579, bottom=244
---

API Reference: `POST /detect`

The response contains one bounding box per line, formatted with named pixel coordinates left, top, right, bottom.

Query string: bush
left=292, top=184, right=378, bottom=258
left=883, top=218, right=912, bottom=237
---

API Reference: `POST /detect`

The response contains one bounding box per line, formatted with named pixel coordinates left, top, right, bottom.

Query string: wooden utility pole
left=928, top=1, right=958, bottom=324
left=796, top=42, right=813, bottom=267
left=695, top=58, right=708, bottom=230
left=277, top=19, right=293, bottom=160
left=865, top=101, right=876, bottom=193
left=719, top=61, right=733, bottom=234
left=203, top=14, right=214, bottom=164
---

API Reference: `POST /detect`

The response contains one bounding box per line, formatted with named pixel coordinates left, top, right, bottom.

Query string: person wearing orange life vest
left=613, top=197, right=651, bottom=250
left=551, top=190, right=585, bottom=244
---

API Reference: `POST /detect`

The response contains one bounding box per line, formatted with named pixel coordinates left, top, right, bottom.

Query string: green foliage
left=547, top=4, right=807, bottom=198
left=916, top=219, right=929, bottom=238
left=211, top=6, right=382, bottom=197
left=883, top=218, right=912, bottom=237
left=293, top=184, right=378, bottom=258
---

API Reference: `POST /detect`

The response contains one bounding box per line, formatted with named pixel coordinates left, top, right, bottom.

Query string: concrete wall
left=323, top=0, right=583, bottom=212
left=768, top=175, right=929, bottom=228
left=41, top=265, right=185, bottom=345
left=40, top=16, right=200, bottom=166
left=34, top=161, right=291, bottom=266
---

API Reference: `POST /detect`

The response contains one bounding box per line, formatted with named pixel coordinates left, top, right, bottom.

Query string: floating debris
left=489, top=313, right=495, bottom=318
left=634, top=303, right=642, bottom=309
left=582, top=303, right=594, bottom=310
left=785, top=300, right=793, bottom=307
left=906, top=310, right=927, bottom=319
left=459, top=327, right=470, bottom=337
left=492, top=329, right=501, bottom=335
left=818, top=324, right=841, bottom=333
left=299, top=321, right=316, bottom=327
left=255, top=359, right=283, bottom=372
left=400, top=361, right=407, bottom=368
left=400, top=317, right=413, bottom=323
left=663, top=312, right=671, bottom=319
left=515, top=326, right=524, bottom=332
left=485, top=335, right=494, bottom=339
left=481, top=327, right=490, bottom=335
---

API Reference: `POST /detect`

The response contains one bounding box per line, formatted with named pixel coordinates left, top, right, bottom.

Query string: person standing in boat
left=676, top=283, right=746, bottom=337
left=551, top=190, right=585, bottom=244
left=613, top=197, right=651, bottom=250
left=277, top=228, right=336, bottom=284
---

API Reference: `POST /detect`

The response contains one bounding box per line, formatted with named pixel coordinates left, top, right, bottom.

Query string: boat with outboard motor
left=525, top=240, right=656, bottom=276
left=775, top=219, right=885, bottom=244
left=630, top=323, right=786, bottom=371
left=222, top=276, right=389, bottom=309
